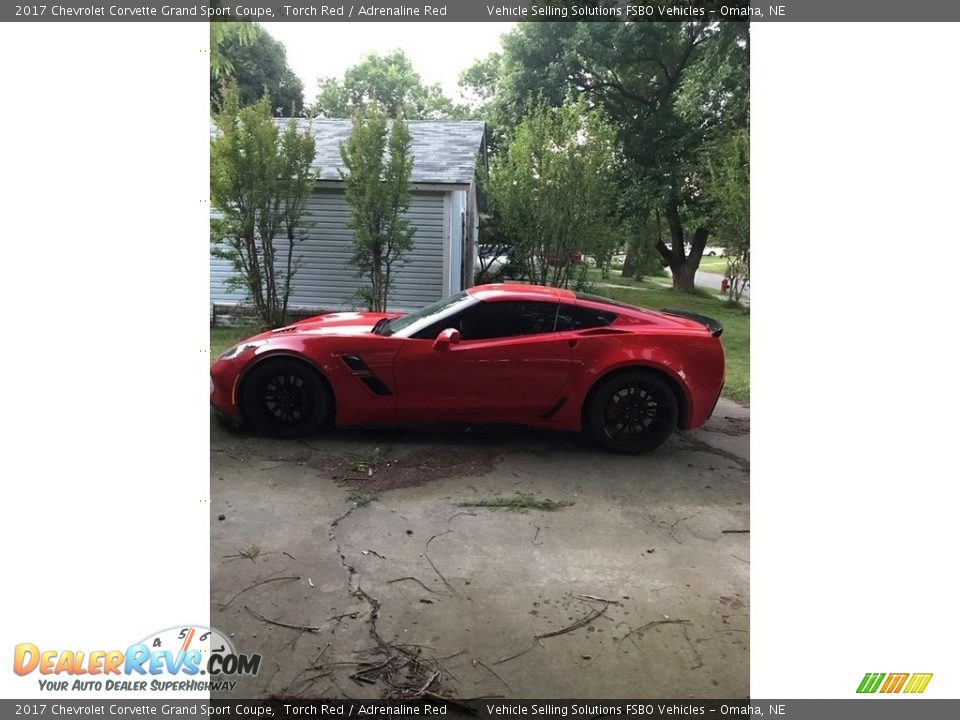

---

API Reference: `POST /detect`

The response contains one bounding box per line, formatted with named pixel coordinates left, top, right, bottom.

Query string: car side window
left=414, top=300, right=560, bottom=341
left=457, top=301, right=559, bottom=340
left=555, top=304, right=617, bottom=331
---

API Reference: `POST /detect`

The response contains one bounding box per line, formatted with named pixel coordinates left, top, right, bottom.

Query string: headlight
left=218, top=340, right=265, bottom=360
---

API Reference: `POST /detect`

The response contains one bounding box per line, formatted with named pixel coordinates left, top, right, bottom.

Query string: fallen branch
left=493, top=639, right=538, bottom=666
left=536, top=602, right=609, bottom=640
left=473, top=659, right=512, bottom=691
left=722, top=529, right=750, bottom=534
left=447, top=511, right=477, bottom=524
left=311, top=642, right=332, bottom=666
left=415, top=669, right=441, bottom=696
left=350, top=657, right=394, bottom=684
left=494, top=599, right=614, bottom=665
left=244, top=605, right=320, bottom=633
left=574, top=594, right=622, bottom=605
left=216, top=576, right=300, bottom=609
left=668, top=514, right=697, bottom=544
left=618, top=619, right=690, bottom=645
left=424, top=532, right=462, bottom=599
left=387, top=576, right=443, bottom=595
left=436, top=649, right=466, bottom=662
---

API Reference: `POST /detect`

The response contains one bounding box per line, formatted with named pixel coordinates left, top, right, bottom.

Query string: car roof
left=466, top=283, right=576, bottom=303
left=464, top=283, right=713, bottom=334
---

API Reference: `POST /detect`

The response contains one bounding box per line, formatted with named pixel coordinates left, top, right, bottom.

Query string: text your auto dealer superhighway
left=48, top=5, right=273, bottom=17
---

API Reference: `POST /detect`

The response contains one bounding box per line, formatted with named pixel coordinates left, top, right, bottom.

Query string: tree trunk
left=655, top=202, right=709, bottom=294
left=672, top=262, right=697, bottom=292
left=622, top=231, right=643, bottom=277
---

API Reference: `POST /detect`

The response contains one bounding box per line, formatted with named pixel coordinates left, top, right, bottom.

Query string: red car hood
left=261, top=311, right=403, bottom=338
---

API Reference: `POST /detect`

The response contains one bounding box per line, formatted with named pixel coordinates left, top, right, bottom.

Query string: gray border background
left=2, top=700, right=959, bottom=716
left=6, top=1, right=960, bottom=22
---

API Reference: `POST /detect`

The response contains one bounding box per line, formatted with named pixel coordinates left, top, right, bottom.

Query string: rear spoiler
left=661, top=308, right=723, bottom=337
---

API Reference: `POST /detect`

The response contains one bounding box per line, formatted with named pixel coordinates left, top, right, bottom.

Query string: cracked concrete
left=211, top=398, right=749, bottom=699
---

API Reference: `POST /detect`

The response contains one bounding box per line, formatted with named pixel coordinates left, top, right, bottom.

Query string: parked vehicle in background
left=683, top=243, right=725, bottom=257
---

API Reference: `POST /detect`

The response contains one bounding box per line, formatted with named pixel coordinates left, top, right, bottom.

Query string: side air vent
left=339, top=354, right=393, bottom=397
left=341, top=354, right=367, bottom=372
left=360, top=376, right=392, bottom=396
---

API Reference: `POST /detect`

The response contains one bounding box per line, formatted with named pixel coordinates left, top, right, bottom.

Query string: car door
left=392, top=300, right=573, bottom=421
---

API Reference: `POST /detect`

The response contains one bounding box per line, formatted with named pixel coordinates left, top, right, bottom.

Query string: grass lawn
left=697, top=255, right=728, bottom=274
left=587, top=269, right=672, bottom=288
left=585, top=272, right=749, bottom=403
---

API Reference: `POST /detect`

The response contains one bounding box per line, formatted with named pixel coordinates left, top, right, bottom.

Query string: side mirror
left=433, top=328, right=461, bottom=350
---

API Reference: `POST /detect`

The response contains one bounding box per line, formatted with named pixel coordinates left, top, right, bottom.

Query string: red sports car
left=210, top=284, right=725, bottom=453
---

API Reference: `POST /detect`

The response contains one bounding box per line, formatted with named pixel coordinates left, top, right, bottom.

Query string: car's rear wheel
left=240, top=358, right=330, bottom=438
left=587, top=370, right=679, bottom=454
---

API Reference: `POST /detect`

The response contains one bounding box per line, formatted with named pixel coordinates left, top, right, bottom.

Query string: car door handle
left=567, top=339, right=578, bottom=348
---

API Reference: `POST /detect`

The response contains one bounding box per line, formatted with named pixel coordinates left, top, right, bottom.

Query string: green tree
left=339, top=109, right=416, bottom=311
left=458, top=52, right=502, bottom=115
left=703, top=128, right=749, bottom=301
left=209, top=19, right=258, bottom=79
left=312, top=50, right=459, bottom=119
left=210, top=86, right=317, bottom=327
left=474, top=20, right=749, bottom=292
left=488, top=98, right=619, bottom=288
left=211, top=24, right=304, bottom=116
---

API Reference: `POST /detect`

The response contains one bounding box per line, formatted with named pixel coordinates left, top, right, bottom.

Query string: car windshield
left=377, top=291, right=471, bottom=336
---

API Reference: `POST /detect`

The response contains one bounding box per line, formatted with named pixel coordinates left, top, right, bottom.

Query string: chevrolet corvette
left=210, top=284, right=725, bottom=453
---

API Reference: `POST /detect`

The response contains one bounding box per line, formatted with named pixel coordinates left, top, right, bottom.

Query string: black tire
left=239, top=358, right=330, bottom=438
left=587, top=370, right=679, bottom=454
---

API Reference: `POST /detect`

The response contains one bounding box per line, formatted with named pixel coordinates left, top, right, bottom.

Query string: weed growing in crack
left=458, top=492, right=573, bottom=512
left=238, top=544, right=262, bottom=561
left=352, top=446, right=385, bottom=476
left=348, top=490, right=380, bottom=507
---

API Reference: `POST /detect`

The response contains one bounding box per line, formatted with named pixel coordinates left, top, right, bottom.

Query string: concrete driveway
left=210, top=399, right=749, bottom=699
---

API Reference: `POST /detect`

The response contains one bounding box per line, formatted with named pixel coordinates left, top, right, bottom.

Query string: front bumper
left=210, top=361, right=241, bottom=420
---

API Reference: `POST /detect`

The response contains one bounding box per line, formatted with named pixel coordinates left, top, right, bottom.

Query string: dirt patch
left=710, top=416, right=750, bottom=437
left=295, top=447, right=501, bottom=491
left=679, top=435, right=750, bottom=472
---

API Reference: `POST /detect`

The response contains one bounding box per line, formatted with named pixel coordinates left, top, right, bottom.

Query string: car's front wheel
left=587, top=370, right=679, bottom=454
left=240, top=358, right=330, bottom=438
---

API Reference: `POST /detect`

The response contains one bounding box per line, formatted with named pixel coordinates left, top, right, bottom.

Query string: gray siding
left=211, top=189, right=446, bottom=313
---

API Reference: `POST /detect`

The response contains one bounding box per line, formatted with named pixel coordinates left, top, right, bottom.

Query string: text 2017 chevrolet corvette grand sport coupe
left=210, top=284, right=725, bottom=453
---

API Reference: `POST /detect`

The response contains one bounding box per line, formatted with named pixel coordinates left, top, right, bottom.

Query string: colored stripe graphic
left=880, top=673, right=909, bottom=693
left=904, top=673, right=933, bottom=694
left=858, top=672, right=933, bottom=694
left=857, top=673, right=885, bottom=693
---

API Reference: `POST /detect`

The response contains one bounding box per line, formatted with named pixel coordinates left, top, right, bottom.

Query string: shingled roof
left=211, top=119, right=486, bottom=186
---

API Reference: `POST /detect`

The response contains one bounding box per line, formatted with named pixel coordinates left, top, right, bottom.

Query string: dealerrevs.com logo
left=13, top=625, right=260, bottom=692
left=857, top=672, right=933, bottom=694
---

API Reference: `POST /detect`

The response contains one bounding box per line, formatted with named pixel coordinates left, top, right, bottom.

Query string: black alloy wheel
left=587, top=370, right=679, bottom=454
left=240, top=358, right=330, bottom=438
